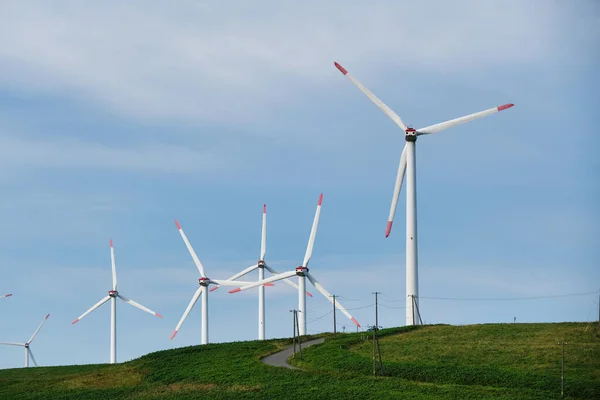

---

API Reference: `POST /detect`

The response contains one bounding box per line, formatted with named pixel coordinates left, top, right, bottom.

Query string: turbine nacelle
left=108, top=290, right=118, bottom=297
left=295, top=266, right=308, bottom=276
left=198, top=277, right=210, bottom=286
left=257, top=260, right=266, bottom=268
left=405, top=127, right=417, bottom=141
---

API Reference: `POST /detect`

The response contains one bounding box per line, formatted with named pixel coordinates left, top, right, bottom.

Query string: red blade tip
left=351, top=317, right=360, bottom=327
left=263, top=204, right=266, bottom=214
left=265, top=283, right=275, bottom=287
left=175, top=220, right=181, bottom=230
left=334, top=62, right=348, bottom=75
left=155, top=313, right=163, bottom=319
left=306, top=291, right=313, bottom=297
left=229, top=288, right=241, bottom=294
left=109, top=239, right=113, bottom=248
left=45, top=314, right=50, bottom=319
left=318, top=193, right=323, bottom=206
left=497, top=103, right=514, bottom=111
left=6, top=294, right=12, bottom=297
left=385, top=221, right=393, bottom=238
left=72, top=319, right=79, bottom=324
left=209, top=286, right=219, bottom=292
left=170, top=330, right=178, bottom=340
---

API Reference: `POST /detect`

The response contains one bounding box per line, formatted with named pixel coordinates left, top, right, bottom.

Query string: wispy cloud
left=0, top=1, right=589, bottom=122
left=0, top=134, right=223, bottom=173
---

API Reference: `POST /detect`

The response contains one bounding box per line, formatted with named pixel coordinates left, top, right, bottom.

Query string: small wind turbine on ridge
left=0, top=313, right=49, bottom=367
left=210, top=204, right=313, bottom=340
left=229, top=193, right=360, bottom=336
left=72, top=240, right=163, bottom=364
left=170, top=220, right=275, bottom=344
left=334, top=61, right=514, bottom=326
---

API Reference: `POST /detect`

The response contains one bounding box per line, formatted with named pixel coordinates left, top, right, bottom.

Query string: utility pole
left=290, top=310, right=297, bottom=356
left=330, top=295, right=337, bottom=335
left=372, top=292, right=380, bottom=328
left=410, top=294, right=423, bottom=325
left=558, top=341, right=567, bottom=397
left=296, top=310, right=302, bottom=359
left=371, top=325, right=384, bottom=376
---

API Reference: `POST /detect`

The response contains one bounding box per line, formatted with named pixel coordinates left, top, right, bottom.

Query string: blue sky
left=0, top=0, right=598, bottom=369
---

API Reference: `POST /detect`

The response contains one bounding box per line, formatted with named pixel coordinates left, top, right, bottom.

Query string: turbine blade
left=302, top=193, right=323, bottom=268
left=209, top=264, right=259, bottom=292
left=175, top=220, right=206, bottom=277
left=261, top=204, right=267, bottom=261
left=210, top=279, right=274, bottom=287
left=27, top=314, right=50, bottom=344
left=110, top=239, right=117, bottom=290
left=229, top=270, right=297, bottom=293
left=72, top=296, right=111, bottom=324
left=306, top=272, right=360, bottom=327
left=386, top=144, right=407, bottom=238
left=0, top=342, right=25, bottom=347
left=170, top=287, right=203, bottom=340
left=118, top=294, right=163, bottom=318
left=0, top=293, right=12, bottom=299
left=29, top=349, right=38, bottom=367
left=334, top=61, right=408, bottom=132
left=265, top=264, right=313, bottom=297
left=417, top=104, right=514, bottom=135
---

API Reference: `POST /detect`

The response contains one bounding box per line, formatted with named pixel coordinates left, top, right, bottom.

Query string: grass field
left=0, top=323, right=598, bottom=399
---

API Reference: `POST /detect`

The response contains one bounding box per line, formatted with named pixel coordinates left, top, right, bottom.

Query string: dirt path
left=260, top=338, right=325, bottom=369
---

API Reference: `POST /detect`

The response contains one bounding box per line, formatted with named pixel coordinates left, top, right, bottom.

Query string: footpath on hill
left=261, top=338, right=325, bottom=369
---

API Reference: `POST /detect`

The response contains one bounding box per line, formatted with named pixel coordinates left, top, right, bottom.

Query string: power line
left=420, top=290, right=600, bottom=302
left=345, top=303, right=374, bottom=311
left=306, top=310, right=333, bottom=324
left=379, top=304, right=407, bottom=309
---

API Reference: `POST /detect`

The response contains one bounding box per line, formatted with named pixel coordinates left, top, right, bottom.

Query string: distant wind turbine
left=170, top=220, right=275, bottom=344
left=210, top=204, right=312, bottom=340
left=72, top=240, right=163, bottom=364
left=229, top=194, right=361, bottom=335
left=0, top=314, right=50, bottom=367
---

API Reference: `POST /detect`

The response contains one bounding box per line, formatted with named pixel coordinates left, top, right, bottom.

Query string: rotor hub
left=405, top=128, right=417, bottom=142
left=108, top=290, right=118, bottom=297
left=198, top=277, right=210, bottom=286
left=258, top=260, right=266, bottom=268
left=24, top=343, right=30, bottom=348
left=295, top=266, right=308, bottom=276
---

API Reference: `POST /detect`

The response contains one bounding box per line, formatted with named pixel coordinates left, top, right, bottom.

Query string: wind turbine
left=170, top=220, right=275, bottom=344
left=334, top=61, right=514, bottom=326
left=210, top=204, right=313, bottom=340
left=72, top=240, right=163, bottom=364
left=229, top=194, right=361, bottom=336
left=0, top=313, right=49, bottom=367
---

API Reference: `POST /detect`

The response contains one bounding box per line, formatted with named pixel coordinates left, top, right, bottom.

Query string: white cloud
left=0, top=134, right=222, bottom=173
left=0, top=1, right=588, bottom=122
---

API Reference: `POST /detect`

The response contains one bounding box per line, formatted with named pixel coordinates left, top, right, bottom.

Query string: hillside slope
left=0, top=323, right=598, bottom=399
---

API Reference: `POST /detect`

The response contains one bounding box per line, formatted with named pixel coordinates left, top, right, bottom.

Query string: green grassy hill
left=0, top=323, right=598, bottom=399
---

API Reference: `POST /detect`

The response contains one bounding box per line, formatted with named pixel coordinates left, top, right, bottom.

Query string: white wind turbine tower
left=230, top=194, right=361, bottom=336
left=209, top=204, right=313, bottom=340
left=170, top=220, right=274, bottom=344
left=72, top=240, right=163, bottom=364
left=0, top=313, right=49, bottom=367
left=334, top=61, right=514, bottom=326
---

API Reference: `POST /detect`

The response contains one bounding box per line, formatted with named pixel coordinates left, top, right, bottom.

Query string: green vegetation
left=0, top=324, right=598, bottom=399
left=293, top=323, right=600, bottom=399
